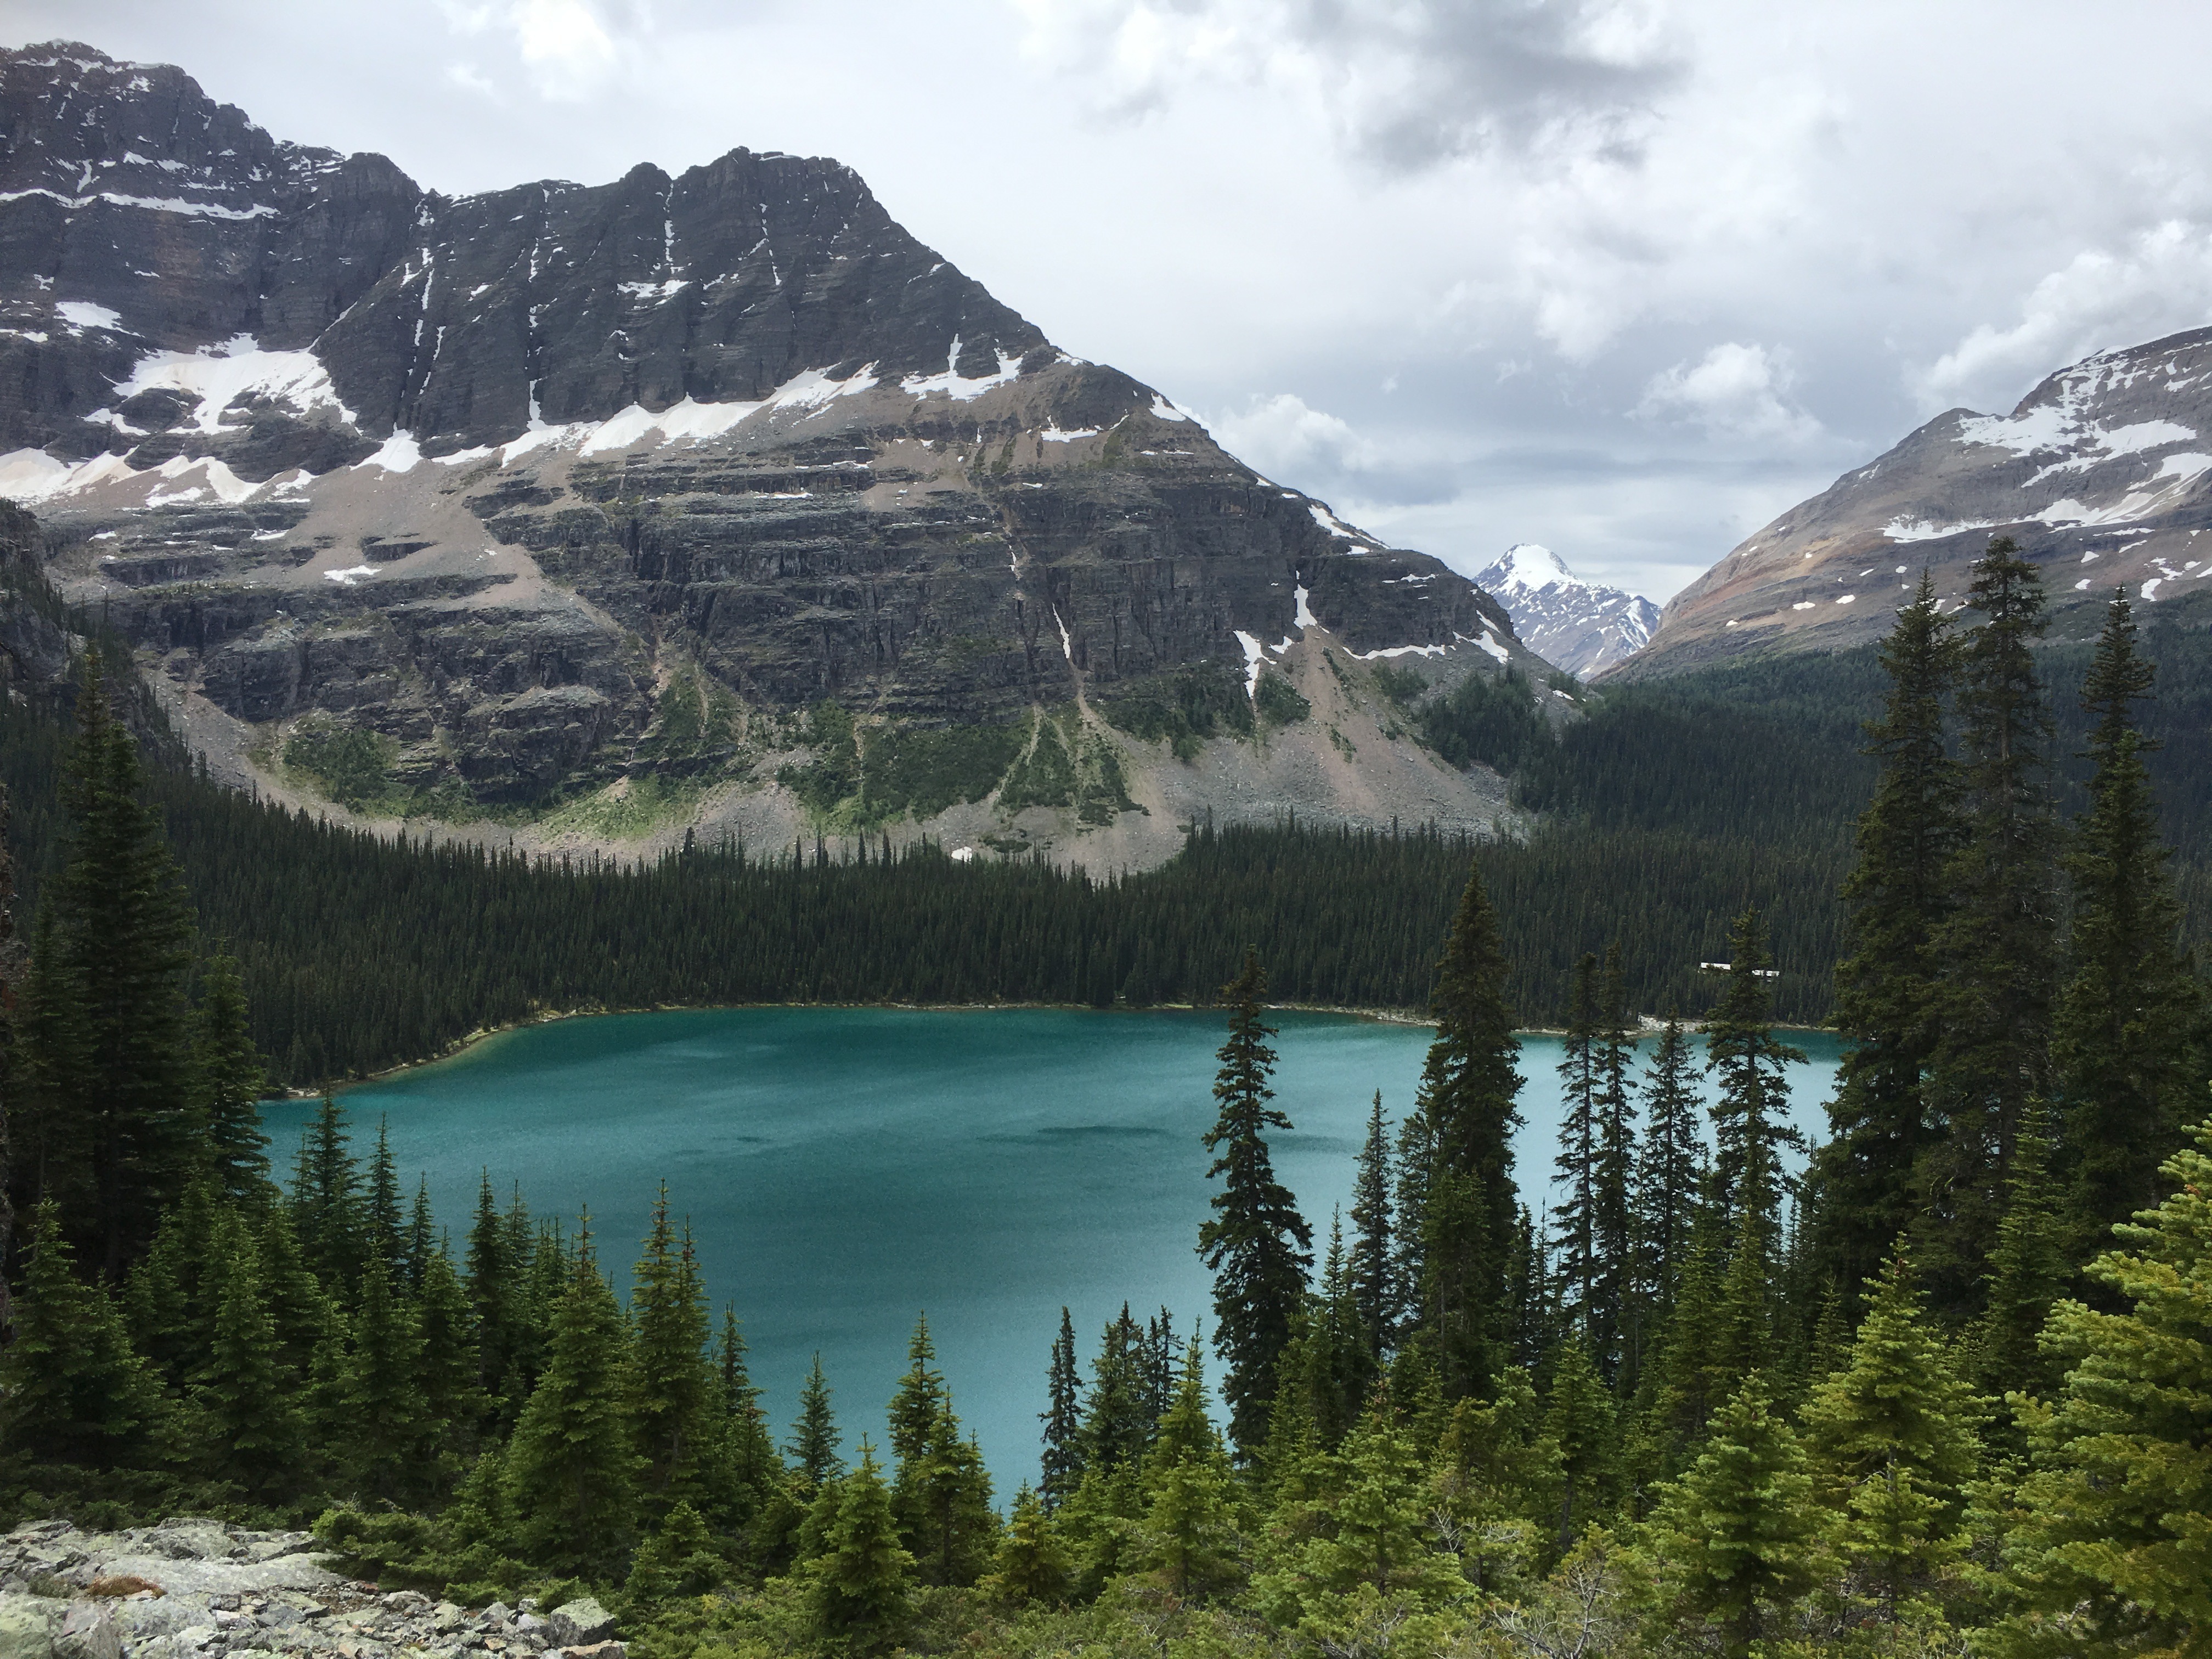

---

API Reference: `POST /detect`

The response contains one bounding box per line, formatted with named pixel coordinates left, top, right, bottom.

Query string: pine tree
left=1633, top=1011, right=1703, bottom=1312
left=625, top=1499, right=727, bottom=1600
left=631, top=1186, right=717, bottom=1508
left=1972, top=1111, right=2071, bottom=1403
left=8, top=903, right=95, bottom=1224
left=505, top=1215, right=642, bottom=1576
left=889, top=1312, right=947, bottom=1473
left=1923, top=535, right=2059, bottom=1318
left=898, top=1400, right=997, bottom=1589
left=0, top=1201, right=166, bottom=1466
left=1593, top=943, right=1638, bottom=1384
left=1411, top=861, right=1524, bottom=1402
left=1819, top=573, right=1961, bottom=1305
left=1995, top=1114, right=2212, bottom=1657
left=1801, top=1249, right=1984, bottom=1621
left=811, top=1442, right=912, bottom=1652
left=1079, top=1305, right=1153, bottom=1476
left=1039, top=1306, right=1084, bottom=1509
left=1543, top=1338, right=1616, bottom=1551
left=1705, top=909, right=1807, bottom=1243
left=1136, top=1337, right=1243, bottom=1600
left=190, top=1210, right=303, bottom=1490
left=413, top=1244, right=488, bottom=1479
left=465, top=1171, right=514, bottom=1417
left=1649, top=1372, right=1824, bottom=1659
left=788, top=1352, right=845, bottom=1489
left=2053, top=591, right=2204, bottom=1251
left=1552, top=952, right=1602, bottom=1348
left=52, top=652, right=199, bottom=1273
left=1348, top=1092, right=1396, bottom=1357
left=403, top=1178, right=436, bottom=1291
left=290, top=1098, right=362, bottom=1291
left=255, top=1204, right=329, bottom=1384
left=340, top=1252, right=429, bottom=1500
left=1198, top=948, right=1313, bottom=1454
left=364, top=1117, right=404, bottom=1281
left=189, top=950, right=270, bottom=1204
left=714, top=1305, right=780, bottom=1514
left=988, top=1485, right=1070, bottom=1605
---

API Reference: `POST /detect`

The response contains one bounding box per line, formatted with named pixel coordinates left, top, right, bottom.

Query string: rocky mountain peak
left=1471, top=543, right=1658, bottom=679
left=1618, top=324, right=2212, bottom=679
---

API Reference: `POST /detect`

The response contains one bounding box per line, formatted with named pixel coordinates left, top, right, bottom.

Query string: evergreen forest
left=5, top=536, right=2212, bottom=1657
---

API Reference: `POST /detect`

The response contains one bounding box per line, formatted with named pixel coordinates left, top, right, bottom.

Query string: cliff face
left=1616, top=328, right=2212, bottom=679
left=0, top=42, right=1548, bottom=862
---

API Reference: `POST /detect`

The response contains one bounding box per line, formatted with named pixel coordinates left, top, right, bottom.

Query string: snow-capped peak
left=1472, top=543, right=1658, bottom=680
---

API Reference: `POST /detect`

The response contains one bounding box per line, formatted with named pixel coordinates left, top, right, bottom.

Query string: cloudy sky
left=14, top=1, right=2212, bottom=601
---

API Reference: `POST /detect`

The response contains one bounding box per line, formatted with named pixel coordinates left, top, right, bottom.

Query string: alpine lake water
left=264, top=1008, right=1844, bottom=1490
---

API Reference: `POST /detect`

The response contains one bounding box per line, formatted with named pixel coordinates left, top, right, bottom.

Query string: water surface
left=266, top=1008, right=1842, bottom=1487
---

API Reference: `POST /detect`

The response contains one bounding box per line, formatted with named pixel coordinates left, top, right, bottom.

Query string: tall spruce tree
left=631, top=1188, right=718, bottom=1510
left=1135, top=1337, right=1243, bottom=1600
left=0, top=1200, right=167, bottom=1467
left=53, top=652, right=198, bottom=1273
left=789, top=1352, right=846, bottom=1489
left=192, top=1211, right=303, bottom=1490
left=1972, top=1110, right=2071, bottom=1403
left=1039, top=1307, right=1084, bottom=1508
left=2053, top=591, right=2203, bottom=1250
left=1996, top=1114, right=2212, bottom=1658
left=1411, top=861, right=1524, bottom=1402
left=811, top=1442, right=912, bottom=1652
left=1634, top=1010, right=1705, bottom=1313
left=1705, top=909, right=1807, bottom=1251
left=1079, top=1304, right=1154, bottom=1476
left=1818, top=573, right=1962, bottom=1305
left=1922, top=535, right=2059, bottom=1317
left=290, top=1098, right=362, bottom=1291
left=1552, top=953, right=1602, bottom=1348
left=188, top=950, right=270, bottom=1204
left=338, top=1253, right=430, bottom=1500
left=363, top=1118, right=404, bottom=1282
left=1593, top=943, right=1638, bottom=1383
left=1348, top=1093, right=1396, bottom=1359
left=715, top=1306, right=780, bottom=1514
left=505, top=1215, right=642, bottom=1576
left=9, top=904, right=94, bottom=1227
left=1198, top=949, right=1313, bottom=1454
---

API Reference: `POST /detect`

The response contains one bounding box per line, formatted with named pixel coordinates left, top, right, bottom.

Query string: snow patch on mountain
left=1471, top=543, right=1659, bottom=679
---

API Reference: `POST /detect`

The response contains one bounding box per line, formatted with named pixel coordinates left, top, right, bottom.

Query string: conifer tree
left=899, top=1400, right=997, bottom=1588
left=1633, top=1011, right=1703, bottom=1312
left=1199, top=949, right=1313, bottom=1453
left=1923, top=535, right=2059, bottom=1317
left=1972, top=1111, right=2071, bottom=1403
left=1801, top=1249, right=1984, bottom=1620
left=191, top=1210, right=303, bottom=1490
left=988, top=1485, right=1070, bottom=1605
left=789, top=1352, right=845, bottom=1489
left=291, top=1098, right=362, bottom=1291
left=889, top=1312, right=947, bottom=1472
left=631, top=1187, right=716, bottom=1507
left=403, top=1178, right=435, bottom=1291
left=1593, top=943, right=1638, bottom=1383
left=1553, top=952, right=1602, bottom=1347
left=364, top=1118, right=404, bottom=1281
left=1996, top=1114, right=2212, bottom=1658
left=1543, top=1338, right=1616, bottom=1550
left=1411, top=861, right=1523, bottom=1402
left=1705, top=909, right=1807, bottom=1243
left=505, top=1215, right=642, bottom=1576
left=1039, top=1306, right=1084, bottom=1508
left=53, top=652, right=198, bottom=1273
left=2053, top=591, right=2203, bottom=1249
left=340, top=1253, right=430, bottom=1500
left=126, top=1180, right=219, bottom=1383
left=189, top=950, right=270, bottom=1204
left=1136, top=1337, right=1243, bottom=1600
left=1079, top=1305, right=1153, bottom=1475
left=9, top=904, right=94, bottom=1224
left=413, top=1244, right=488, bottom=1477
left=812, top=1442, right=912, bottom=1652
left=1649, top=1372, right=1824, bottom=1659
left=0, top=1200, right=167, bottom=1467
left=1819, top=573, right=1961, bottom=1304
left=465, top=1171, right=514, bottom=1414
left=1348, top=1092, right=1396, bottom=1357
left=714, top=1305, right=780, bottom=1513
left=255, top=1204, right=329, bottom=1384
left=625, top=1499, right=727, bottom=1600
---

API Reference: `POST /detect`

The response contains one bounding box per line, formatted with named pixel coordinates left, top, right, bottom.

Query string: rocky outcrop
left=0, top=41, right=1549, bottom=862
left=0, top=1520, right=619, bottom=1659
left=1469, top=543, right=1658, bottom=679
left=1617, top=326, right=2212, bottom=680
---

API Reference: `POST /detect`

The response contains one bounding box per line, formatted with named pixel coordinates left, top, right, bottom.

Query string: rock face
left=0, top=40, right=1549, bottom=864
left=0, top=1520, right=621, bottom=1659
left=1618, top=327, right=2212, bottom=679
left=1468, top=543, right=1658, bottom=679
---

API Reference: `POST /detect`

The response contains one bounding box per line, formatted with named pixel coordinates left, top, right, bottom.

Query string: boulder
left=53, top=1604, right=119, bottom=1659
left=548, top=1601, right=616, bottom=1647
left=0, top=1596, right=57, bottom=1659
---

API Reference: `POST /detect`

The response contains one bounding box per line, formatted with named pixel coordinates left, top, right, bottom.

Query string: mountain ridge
left=0, top=40, right=1556, bottom=868
left=1470, top=542, right=1658, bottom=679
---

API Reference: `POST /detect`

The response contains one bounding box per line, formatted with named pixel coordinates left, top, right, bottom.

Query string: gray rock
left=54, top=1603, right=120, bottom=1659
left=430, top=1604, right=465, bottom=1634
left=0, top=1596, right=57, bottom=1659
left=546, top=1603, right=614, bottom=1649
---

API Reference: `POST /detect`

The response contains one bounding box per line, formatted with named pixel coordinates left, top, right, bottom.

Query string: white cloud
left=436, top=0, right=631, bottom=100
left=444, top=61, right=500, bottom=97
left=1207, top=392, right=1381, bottom=477
left=1637, top=343, right=1822, bottom=444
left=1912, top=221, right=2212, bottom=415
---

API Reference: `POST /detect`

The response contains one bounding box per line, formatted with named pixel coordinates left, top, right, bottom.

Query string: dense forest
left=4, top=535, right=2210, bottom=1658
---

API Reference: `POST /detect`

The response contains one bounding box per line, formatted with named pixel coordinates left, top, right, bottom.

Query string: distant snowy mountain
left=1471, top=544, right=1660, bottom=679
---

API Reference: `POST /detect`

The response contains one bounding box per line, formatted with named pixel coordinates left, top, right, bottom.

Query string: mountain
left=1469, top=543, right=1658, bottom=679
left=1617, top=326, right=2212, bottom=679
left=0, top=42, right=1556, bottom=868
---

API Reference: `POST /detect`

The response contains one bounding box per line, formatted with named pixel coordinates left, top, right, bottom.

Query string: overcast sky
left=14, top=1, right=2212, bottom=601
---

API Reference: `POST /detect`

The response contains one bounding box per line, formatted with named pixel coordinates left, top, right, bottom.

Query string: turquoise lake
left=263, top=1008, right=1844, bottom=1490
